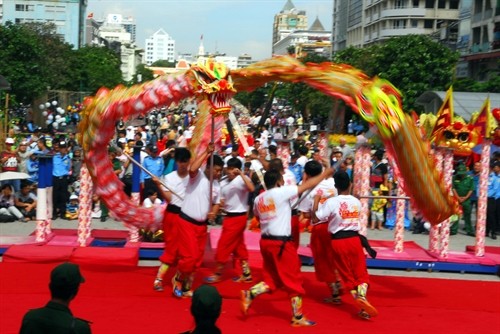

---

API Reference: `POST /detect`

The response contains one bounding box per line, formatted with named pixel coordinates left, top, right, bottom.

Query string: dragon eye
left=457, top=132, right=469, bottom=142
left=443, top=131, right=455, bottom=140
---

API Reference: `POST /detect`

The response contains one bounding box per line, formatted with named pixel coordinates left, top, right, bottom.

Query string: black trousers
left=486, top=197, right=500, bottom=235
left=53, top=176, right=69, bottom=218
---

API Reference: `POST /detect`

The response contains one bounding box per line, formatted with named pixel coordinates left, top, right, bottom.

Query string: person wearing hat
left=142, top=144, right=164, bottom=201
left=1, top=138, right=21, bottom=191
left=65, top=194, right=79, bottom=220
left=181, top=285, right=222, bottom=334
left=20, top=262, right=91, bottom=333
left=52, top=141, right=71, bottom=219
left=452, top=164, right=475, bottom=236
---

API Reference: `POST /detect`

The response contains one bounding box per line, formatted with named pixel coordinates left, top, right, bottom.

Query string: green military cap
left=191, top=285, right=222, bottom=319
left=50, top=262, right=85, bottom=287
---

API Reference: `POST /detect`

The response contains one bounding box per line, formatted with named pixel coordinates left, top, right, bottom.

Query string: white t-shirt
left=161, top=171, right=189, bottom=207
left=297, top=155, right=308, bottom=168
left=143, top=197, right=162, bottom=208
left=181, top=170, right=221, bottom=222
left=250, top=159, right=263, bottom=172
left=253, top=186, right=298, bottom=236
left=315, top=195, right=361, bottom=235
left=298, top=178, right=337, bottom=220
left=221, top=175, right=250, bottom=213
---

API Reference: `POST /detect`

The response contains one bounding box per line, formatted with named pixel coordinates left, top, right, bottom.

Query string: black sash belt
left=180, top=211, right=207, bottom=226
left=166, top=204, right=181, bottom=214
left=291, top=209, right=298, bottom=216
left=262, top=234, right=292, bottom=257
left=225, top=211, right=247, bottom=217
left=330, top=231, right=377, bottom=259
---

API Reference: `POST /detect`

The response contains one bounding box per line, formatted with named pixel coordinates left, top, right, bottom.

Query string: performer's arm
left=189, top=143, right=214, bottom=178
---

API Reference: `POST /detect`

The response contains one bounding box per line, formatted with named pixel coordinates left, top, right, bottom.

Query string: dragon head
left=432, top=121, right=479, bottom=156
left=188, top=58, right=236, bottom=115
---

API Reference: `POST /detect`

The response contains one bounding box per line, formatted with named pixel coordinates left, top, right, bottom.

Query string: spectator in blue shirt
left=288, top=153, right=303, bottom=183
left=486, top=160, right=500, bottom=239
left=142, top=144, right=165, bottom=200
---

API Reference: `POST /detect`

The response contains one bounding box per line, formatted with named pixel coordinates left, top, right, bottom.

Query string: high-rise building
left=456, top=0, right=499, bottom=81
left=332, top=0, right=460, bottom=51
left=2, top=0, right=87, bottom=48
left=272, top=0, right=308, bottom=55
left=144, top=28, right=176, bottom=65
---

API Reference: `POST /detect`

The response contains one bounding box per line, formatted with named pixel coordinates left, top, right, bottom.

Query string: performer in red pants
left=241, top=167, right=333, bottom=327
left=173, top=144, right=223, bottom=298
left=299, top=160, right=342, bottom=303
left=315, top=171, right=378, bottom=320
left=205, top=157, right=255, bottom=283
left=152, top=148, right=191, bottom=291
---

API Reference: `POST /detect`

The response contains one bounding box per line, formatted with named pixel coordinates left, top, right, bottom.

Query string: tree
left=334, top=35, right=460, bottom=112
left=131, top=64, right=155, bottom=85
left=72, top=46, right=123, bottom=93
left=151, top=59, right=175, bottom=68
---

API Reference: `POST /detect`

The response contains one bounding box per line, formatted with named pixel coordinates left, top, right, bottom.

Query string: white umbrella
left=0, top=171, right=30, bottom=182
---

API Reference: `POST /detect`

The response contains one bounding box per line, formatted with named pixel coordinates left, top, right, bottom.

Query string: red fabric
left=158, top=211, right=180, bottom=265
left=291, top=215, right=300, bottom=249
left=215, top=215, right=249, bottom=264
left=2, top=245, right=74, bottom=263
left=331, top=236, right=370, bottom=291
left=259, top=239, right=304, bottom=297
left=1, top=263, right=500, bottom=334
left=70, top=247, right=139, bottom=267
left=309, top=223, right=337, bottom=283
left=177, top=217, right=208, bottom=276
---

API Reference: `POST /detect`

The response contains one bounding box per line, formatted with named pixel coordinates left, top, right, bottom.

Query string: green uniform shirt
left=20, top=301, right=91, bottom=334
left=453, top=175, right=474, bottom=197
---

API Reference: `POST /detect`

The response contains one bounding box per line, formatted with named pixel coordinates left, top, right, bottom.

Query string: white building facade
left=144, top=28, right=176, bottom=65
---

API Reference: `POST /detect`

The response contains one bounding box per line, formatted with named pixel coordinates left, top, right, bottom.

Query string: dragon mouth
left=208, top=91, right=235, bottom=112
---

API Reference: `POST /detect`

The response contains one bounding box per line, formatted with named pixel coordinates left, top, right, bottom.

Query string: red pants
left=215, top=215, right=249, bottom=264
left=291, top=215, right=300, bottom=249
left=177, top=217, right=208, bottom=276
left=159, top=211, right=180, bottom=265
left=310, top=223, right=337, bottom=283
left=260, top=239, right=304, bottom=297
left=331, top=236, right=370, bottom=291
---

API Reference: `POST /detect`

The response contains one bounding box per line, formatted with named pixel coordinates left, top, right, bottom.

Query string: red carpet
left=1, top=262, right=499, bottom=334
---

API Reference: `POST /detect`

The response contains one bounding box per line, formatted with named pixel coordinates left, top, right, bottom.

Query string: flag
left=430, top=87, right=454, bottom=142
left=87, top=12, right=94, bottom=19
left=471, top=97, right=491, bottom=139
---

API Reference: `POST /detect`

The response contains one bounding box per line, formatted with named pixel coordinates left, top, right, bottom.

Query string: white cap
left=225, top=147, right=232, bottom=155
left=5, top=138, right=14, bottom=144
left=70, top=194, right=78, bottom=200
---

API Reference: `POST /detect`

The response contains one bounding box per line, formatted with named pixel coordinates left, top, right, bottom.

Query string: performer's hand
left=207, top=143, right=215, bottom=154
left=207, top=211, right=216, bottom=221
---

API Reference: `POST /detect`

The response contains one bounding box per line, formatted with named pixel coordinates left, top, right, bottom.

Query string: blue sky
left=87, top=0, right=333, bottom=61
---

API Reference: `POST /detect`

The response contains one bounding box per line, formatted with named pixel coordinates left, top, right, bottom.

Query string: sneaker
left=181, top=289, right=193, bottom=298
left=240, top=290, right=252, bottom=316
left=355, top=296, right=378, bottom=317
left=204, top=274, right=222, bottom=284
left=172, top=276, right=183, bottom=298
left=291, top=316, right=317, bottom=327
left=153, top=278, right=163, bottom=291
left=358, top=310, right=371, bottom=320
left=232, top=274, right=253, bottom=283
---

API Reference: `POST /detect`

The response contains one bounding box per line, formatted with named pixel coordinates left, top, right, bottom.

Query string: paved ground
left=1, top=217, right=499, bottom=281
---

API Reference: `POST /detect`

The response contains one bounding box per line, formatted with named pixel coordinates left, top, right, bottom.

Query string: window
left=413, top=0, right=420, bottom=7
left=438, top=0, right=446, bottom=8
left=393, top=19, right=407, bottom=29
left=395, top=0, right=407, bottom=8
left=425, top=0, right=434, bottom=8
left=449, top=0, right=459, bottom=9
left=424, top=19, right=434, bottom=28
left=411, top=19, right=418, bottom=27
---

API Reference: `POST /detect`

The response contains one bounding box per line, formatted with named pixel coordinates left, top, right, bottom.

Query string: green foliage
left=0, top=22, right=123, bottom=104
left=73, top=46, right=123, bottom=92
left=131, top=64, right=155, bottom=85
left=453, top=74, right=500, bottom=92
left=234, top=85, right=268, bottom=111
left=151, top=59, right=175, bottom=67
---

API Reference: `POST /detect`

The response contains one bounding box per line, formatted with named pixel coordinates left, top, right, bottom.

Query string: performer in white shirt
left=241, top=167, right=333, bottom=327
left=315, top=171, right=378, bottom=320
left=152, top=148, right=191, bottom=291
left=172, top=144, right=223, bottom=298
left=204, top=157, right=255, bottom=284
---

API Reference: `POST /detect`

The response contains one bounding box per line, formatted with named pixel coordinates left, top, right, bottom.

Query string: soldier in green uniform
left=452, top=164, right=475, bottom=236
left=20, top=262, right=91, bottom=334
